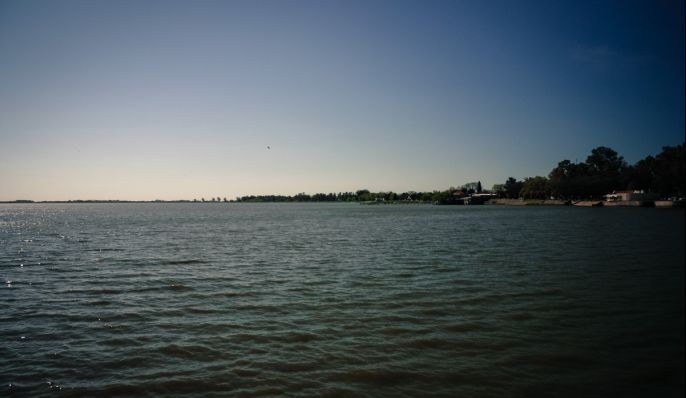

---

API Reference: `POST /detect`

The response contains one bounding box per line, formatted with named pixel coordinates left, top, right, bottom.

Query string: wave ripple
left=1, top=203, right=684, bottom=397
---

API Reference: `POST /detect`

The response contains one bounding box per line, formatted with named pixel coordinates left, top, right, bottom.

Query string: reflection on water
left=1, top=203, right=684, bottom=397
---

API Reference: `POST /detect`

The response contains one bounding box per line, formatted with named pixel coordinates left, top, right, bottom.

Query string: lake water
left=1, top=203, right=684, bottom=397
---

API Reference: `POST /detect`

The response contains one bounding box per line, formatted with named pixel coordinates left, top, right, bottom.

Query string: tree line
left=237, top=182, right=486, bottom=203
left=236, top=143, right=683, bottom=203
left=494, top=144, right=684, bottom=200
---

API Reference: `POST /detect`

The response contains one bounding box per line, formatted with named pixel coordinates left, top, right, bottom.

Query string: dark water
left=1, top=203, right=684, bottom=397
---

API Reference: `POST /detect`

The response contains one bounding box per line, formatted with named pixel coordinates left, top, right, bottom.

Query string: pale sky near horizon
left=1, top=0, right=684, bottom=200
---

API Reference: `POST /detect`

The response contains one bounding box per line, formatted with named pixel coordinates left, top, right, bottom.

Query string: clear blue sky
left=1, top=0, right=683, bottom=200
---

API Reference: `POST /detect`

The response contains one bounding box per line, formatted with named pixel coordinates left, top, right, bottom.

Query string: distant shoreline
left=1, top=199, right=683, bottom=207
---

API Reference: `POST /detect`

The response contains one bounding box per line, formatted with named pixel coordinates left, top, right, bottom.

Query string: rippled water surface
left=1, top=203, right=684, bottom=397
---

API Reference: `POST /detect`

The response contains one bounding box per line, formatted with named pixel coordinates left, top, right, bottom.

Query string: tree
left=503, top=177, right=523, bottom=198
left=626, top=156, right=656, bottom=192
left=476, top=181, right=482, bottom=193
left=520, top=176, right=550, bottom=199
left=403, top=191, right=417, bottom=201
left=652, top=144, right=685, bottom=197
left=585, top=146, right=626, bottom=174
left=355, top=189, right=371, bottom=201
left=462, top=182, right=479, bottom=194
left=548, top=160, right=588, bottom=199
left=491, top=184, right=505, bottom=198
left=618, top=144, right=684, bottom=197
left=583, top=146, right=627, bottom=197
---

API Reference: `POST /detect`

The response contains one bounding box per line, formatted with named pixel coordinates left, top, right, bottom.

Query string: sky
left=0, top=0, right=684, bottom=200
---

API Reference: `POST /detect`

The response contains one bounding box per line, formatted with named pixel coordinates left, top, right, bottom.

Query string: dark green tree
left=462, top=182, right=479, bottom=194
left=356, top=189, right=371, bottom=201
left=585, top=146, right=626, bottom=174
left=584, top=146, right=627, bottom=197
left=653, top=144, right=685, bottom=197
left=520, top=176, right=550, bottom=199
left=491, top=184, right=505, bottom=198
left=503, top=177, right=523, bottom=198
left=548, top=160, right=589, bottom=199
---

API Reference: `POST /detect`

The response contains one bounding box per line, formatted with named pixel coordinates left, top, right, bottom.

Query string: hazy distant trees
left=193, top=196, right=230, bottom=203
left=235, top=184, right=485, bottom=203
left=356, top=189, right=372, bottom=202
